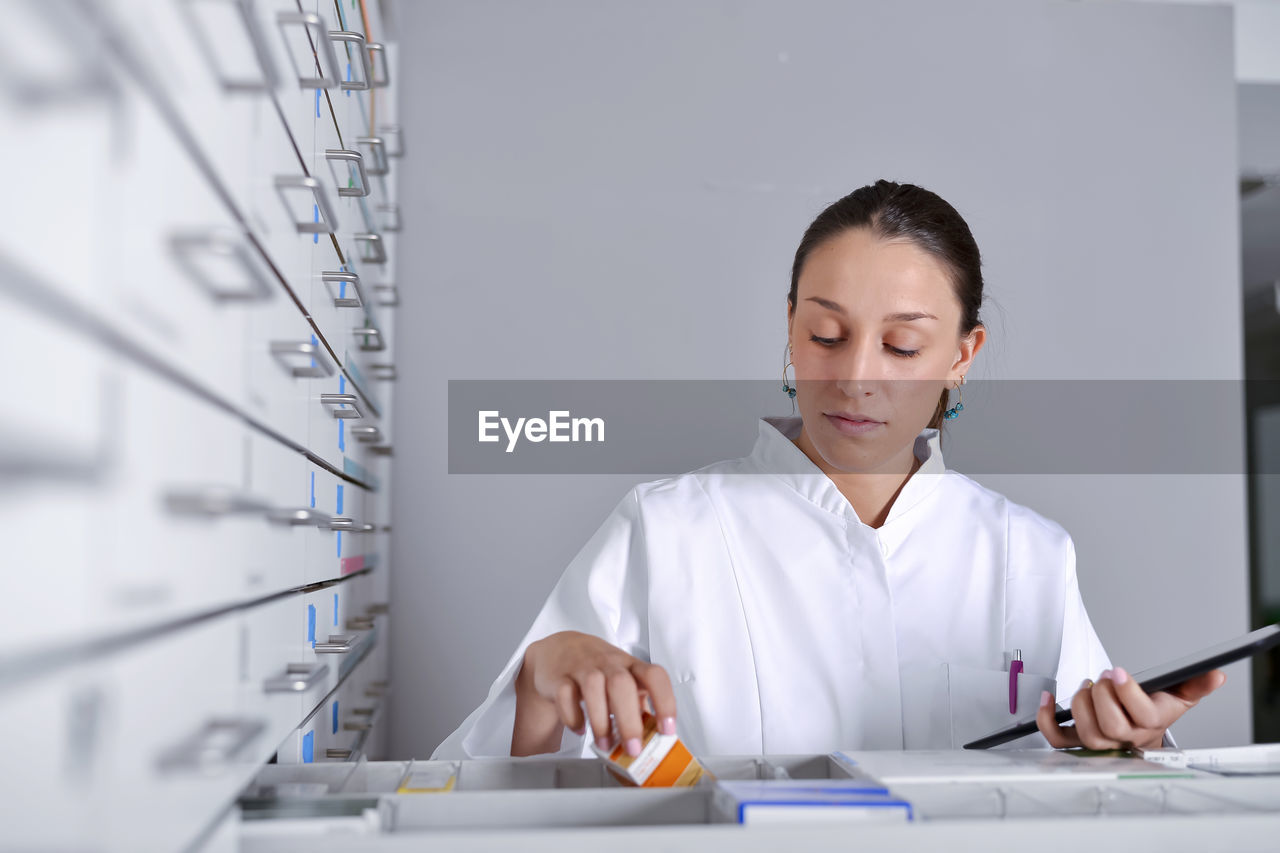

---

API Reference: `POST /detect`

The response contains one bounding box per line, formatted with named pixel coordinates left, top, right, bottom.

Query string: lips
left=826, top=412, right=883, bottom=424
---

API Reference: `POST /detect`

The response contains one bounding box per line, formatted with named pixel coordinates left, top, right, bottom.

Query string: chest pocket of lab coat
left=901, top=663, right=1055, bottom=749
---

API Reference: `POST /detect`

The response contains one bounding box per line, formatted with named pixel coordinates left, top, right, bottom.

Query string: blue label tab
left=332, top=700, right=339, bottom=734
left=307, top=604, right=316, bottom=646
left=302, top=730, right=314, bottom=763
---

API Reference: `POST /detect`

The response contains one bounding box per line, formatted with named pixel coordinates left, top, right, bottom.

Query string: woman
left=433, top=180, right=1224, bottom=760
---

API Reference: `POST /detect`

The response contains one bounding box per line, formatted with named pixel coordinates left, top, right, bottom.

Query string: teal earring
left=943, top=375, right=966, bottom=419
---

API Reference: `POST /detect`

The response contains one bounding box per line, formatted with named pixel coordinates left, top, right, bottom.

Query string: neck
left=791, top=428, right=923, bottom=529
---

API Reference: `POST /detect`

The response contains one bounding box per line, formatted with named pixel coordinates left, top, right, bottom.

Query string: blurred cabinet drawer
left=275, top=604, right=382, bottom=765
left=238, top=590, right=327, bottom=756
left=0, top=4, right=121, bottom=319
left=303, top=463, right=373, bottom=584
left=9, top=360, right=305, bottom=657
left=243, top=296, right=323, bottom=452
left=102, top=69, right=261, bottom=413
left=304, top=371, right=381, bottom=488
left=0, top=610, right=264, bottom=852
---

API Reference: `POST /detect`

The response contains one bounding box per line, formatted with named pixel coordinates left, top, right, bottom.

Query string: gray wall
left=389, top=0, right=1250, bottom=756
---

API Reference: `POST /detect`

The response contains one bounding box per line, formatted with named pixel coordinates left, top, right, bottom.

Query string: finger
left=1037, top=691, right=1082, bottom=749
left=553, top=679, right=585, bottom=735
left=1091, top=675, right=1143, bottom=746
left=1071, top=680, right=1123, bottom=750
left=1166, top=669, right=1227, bottom=704
left=604, top=668, right=645, bottom=756
left=1108, top=667, right=1164, bottom=731
left=1145, top=669, right=1228, bottom=730
left=630, top=662, right=678, bottom=734
left=575, top=670, right=612, bottom=751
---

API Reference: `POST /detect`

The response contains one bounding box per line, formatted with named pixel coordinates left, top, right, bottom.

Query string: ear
left=951, top=324, right=986, bottom=382
left=785, top=297, right=795, bottom=349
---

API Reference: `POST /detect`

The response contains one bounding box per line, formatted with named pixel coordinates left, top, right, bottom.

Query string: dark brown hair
left=788, top=179, right=985, bottom=431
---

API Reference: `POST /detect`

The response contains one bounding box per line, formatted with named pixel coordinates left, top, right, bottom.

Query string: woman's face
left=787, top=227, right=982, bottom=475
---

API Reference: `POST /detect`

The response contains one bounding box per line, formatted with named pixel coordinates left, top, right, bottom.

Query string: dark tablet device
left=964, top=623, right=1280, bottom=750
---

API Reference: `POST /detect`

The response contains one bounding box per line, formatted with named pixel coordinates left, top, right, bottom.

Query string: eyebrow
left=804, top=296, right=938, bottom=323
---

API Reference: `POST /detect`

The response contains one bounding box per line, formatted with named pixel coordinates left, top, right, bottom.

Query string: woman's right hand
left=519, top=630, right=677, bottom=757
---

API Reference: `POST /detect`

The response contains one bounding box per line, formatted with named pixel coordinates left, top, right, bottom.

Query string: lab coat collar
left=753, top=415, right=947, bottom=527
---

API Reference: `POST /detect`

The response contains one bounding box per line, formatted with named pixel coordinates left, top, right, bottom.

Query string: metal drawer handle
left=164, top=486, right=270, bottom=517
left=369, top=445, right=394, bottom=457
left=329, top=31, right=371, bottom=91
left=343, top=719, right=373, bottom=731
left=356, top=136, right=388, bottom=176
left=367, top=604, right=390, bottom=615
left=325, top=748, right=354, bottom=760
left=274, top=175, right=339, bottom=234
left=366, top=42, right=390, bottom=88
left=269, top=340, right=335, bottom=378
left=346, top=617, right=375, bottom=631
left=370, top=363, right=397, bottom=381
left=276, top=11, right=341, bottom=89
left=327, top=517, right=374, bottom=532
left=266, top=507, right=334, bottom=527
left=263, top=662, right=329, bottom=693
left=353, top=326, right=385, bottom=352
left=156, top=718, right=266, bottom=774
left=374, top=286, right=398, bottom=308
left=180, top=0, right=279, bottom=93
left=325, top=149, right=369, bottom=198
left=320, top=393, right=364, bottom=419
left=353, top=232, right=387, bottom=265
left=349, top=706, right=376, bottom=717
left=377, top=203, right=401, bottom=232
left=322, top=271, right=363, bottom=308
left=170, top=229, right=274, bottom=303
left=365, top=684, right=390, bottom=698
left=314, top=632, right=360, bottom=653
left=351, top=425, right=382, bottom=443
left=378, top=124, right=404, bottom=158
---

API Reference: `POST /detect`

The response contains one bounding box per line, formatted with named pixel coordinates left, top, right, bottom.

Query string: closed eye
left=809, top=334, right=921, bottom=358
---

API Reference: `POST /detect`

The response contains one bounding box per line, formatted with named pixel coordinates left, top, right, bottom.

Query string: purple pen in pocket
left=1009, top=649, right=1023, bottom=714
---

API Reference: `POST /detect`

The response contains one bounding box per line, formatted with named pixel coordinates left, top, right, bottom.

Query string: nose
left=834, top=336, right=883, bottom=398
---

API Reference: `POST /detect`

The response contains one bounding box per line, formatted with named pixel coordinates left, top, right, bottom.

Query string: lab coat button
left=878, top=537, right=889, bottom=557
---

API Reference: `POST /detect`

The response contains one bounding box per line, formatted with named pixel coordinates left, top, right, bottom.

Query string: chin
left=811, top=433, right=881, bottom=473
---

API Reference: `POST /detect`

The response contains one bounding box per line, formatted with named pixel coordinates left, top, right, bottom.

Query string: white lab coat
left=433, top=415, right=1119, bottom=759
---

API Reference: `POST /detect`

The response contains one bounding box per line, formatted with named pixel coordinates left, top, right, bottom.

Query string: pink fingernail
left=659, top=716, right=676, bottom=735
left=1100, top=669, right=1113, bottom=681
left=625, top=737, right=642, bottom=757
left=1040, top=690, right=1051, bottom=708
left=1113, top=667, right=1129, bottom=685
left=595, top=736, right=612, bottom=752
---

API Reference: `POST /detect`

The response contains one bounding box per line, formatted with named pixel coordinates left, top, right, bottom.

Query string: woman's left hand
left=1036, top=667, right=1227, bottom=750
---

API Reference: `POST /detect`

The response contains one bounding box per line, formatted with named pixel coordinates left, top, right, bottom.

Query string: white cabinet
left=2, top=1, right=401, bottom=849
